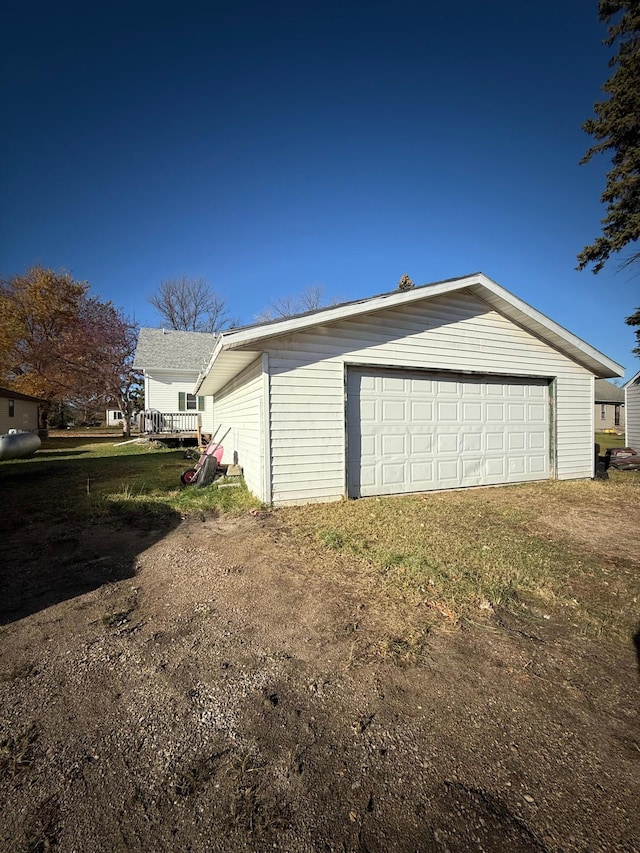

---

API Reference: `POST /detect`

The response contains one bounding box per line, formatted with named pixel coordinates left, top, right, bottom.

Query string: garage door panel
left=411, top=377, right=434, bottom=393
left=530, top=456, right=547, bottom=473
left=462, top=457, right=483, bottom=478
left=411, top=433, right=432, bottom=453
left=528, top=404, right=546, bottom=422
left=361, top=400, right=377, bottom=422
left=410, top=461, right=433, bottom=481
left=382, top=400, right=406, bottom=420
left=508, top=433, right=526, bottom=450
left=347, top=368, right=550, bottom=497
left=382, top=433, right=406, bottom=455
left=411, top=400, right=433, bottom=420
left=438, top=401, right=459, bottom=420
left=508, top=456, right=526, bottom=475
left=462, top=432, right=482, bottom=452
left=487, top=403, right=505, bottom=421
left=507, top=384, right=525, bottom=397
left=486, top=457, right=506, bottom=477
left=529, top=433, right=546, bottom=450
left=361, top=434, right=377, bottom=457
left=382, top=462, right=405, bottom=485
left=437, top=459, right=459, bottom=482
left=486, top=432, right=505, bottom=451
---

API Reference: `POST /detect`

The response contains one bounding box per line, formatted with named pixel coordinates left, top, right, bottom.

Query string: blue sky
left=1, top=0, right=638, bottom=375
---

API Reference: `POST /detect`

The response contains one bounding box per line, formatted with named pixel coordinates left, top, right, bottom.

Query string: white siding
left=0, top=398, right=39, bottom=434
left=266, top=293, right=594, bottom=505
left=214, top=357, right=265, bottom=500
left=626, top=380, right=640, bottom=447
left=145, top=370, right=214, bottom=433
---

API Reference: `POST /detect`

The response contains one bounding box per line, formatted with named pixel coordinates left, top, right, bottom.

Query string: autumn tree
left=578, top=1, right=640, bottom=273
left=0, top=266, right=142, bottom=433
left=148, top=276, right=231, bottom=333
left=0, top=266, right=89, bottom=423
left=255, top=285, right=336, bottom=321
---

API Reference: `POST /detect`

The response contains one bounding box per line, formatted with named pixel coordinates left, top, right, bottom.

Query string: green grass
left=594, top=431, right=628, bottom=452
left=281, top=478, right=640, bottom=640
left=0, top=436, right=261, bottom=524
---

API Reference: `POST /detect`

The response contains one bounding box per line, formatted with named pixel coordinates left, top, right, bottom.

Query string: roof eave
left=195, top=272, right=624, bottom=392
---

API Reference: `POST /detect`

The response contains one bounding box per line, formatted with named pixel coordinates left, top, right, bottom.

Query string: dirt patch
left=1, top=511, right=638, bottom=852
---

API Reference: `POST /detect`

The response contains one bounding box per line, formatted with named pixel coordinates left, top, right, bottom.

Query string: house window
left=8, top=399, right=15, bottom=418
left=178, top=393, right=205, bottom=411
left=600, top=404, right=606, bottom=420
left=615, top=404, right=620, bottom=426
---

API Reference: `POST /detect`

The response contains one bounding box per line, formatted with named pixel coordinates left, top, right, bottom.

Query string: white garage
left=194, top=273, right=624, bottom=505
left=347, top=368, right=549, bottom=497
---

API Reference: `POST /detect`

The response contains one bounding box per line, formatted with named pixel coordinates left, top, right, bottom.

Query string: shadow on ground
left=0, top=445, right=184, bottom=625
left=0, top=505, right=181, bottom=625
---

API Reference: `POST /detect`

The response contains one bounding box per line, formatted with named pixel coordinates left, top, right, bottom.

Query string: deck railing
left=139, top=411, right=201, bottom=434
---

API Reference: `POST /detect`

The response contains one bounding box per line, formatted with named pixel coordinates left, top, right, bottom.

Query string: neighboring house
left=194, top=272, right=623, bottom=505
left=133, top=328, right=215, bottom=436
left=594, top=379, right=625, bottom=432
left=106, top=408, right=124, bottom=426
left=625, top=370, right=640, bottom=447
left=0, top=387, right=42, bottom=434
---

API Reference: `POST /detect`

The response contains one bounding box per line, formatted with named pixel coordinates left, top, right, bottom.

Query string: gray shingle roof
left=134, top=328, right=215, bottom=371
left=594, top=379, right=624, bottom=403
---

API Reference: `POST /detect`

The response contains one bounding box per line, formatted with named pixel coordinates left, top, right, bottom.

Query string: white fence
left=139, top=411, right=201, bottom=434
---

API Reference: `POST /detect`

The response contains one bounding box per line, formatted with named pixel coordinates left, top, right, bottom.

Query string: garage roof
left=195, top=273, right=624, bottom=396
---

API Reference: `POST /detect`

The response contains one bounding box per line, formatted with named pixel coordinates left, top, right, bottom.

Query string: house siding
left=145, top=370, right=214, bottom=433
left=0, top=397, right=39, bottom=434
left=265, top=293, right=594, bottom=505
left=626, top=379, right=640, bottom=447
left=214, top=357, right=264, bottom=500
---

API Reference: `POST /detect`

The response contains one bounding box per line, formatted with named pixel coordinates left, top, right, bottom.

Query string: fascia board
left=194, top=335, right=225, bottom=393
left=196, top=271, right=624, bottom=389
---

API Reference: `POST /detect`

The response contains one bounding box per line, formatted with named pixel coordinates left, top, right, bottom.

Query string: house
left=133, top=328, right=215, bottom=437
left=594, top=379, right=625, bottom=432
left=625, top=370, right=640, bottom=447
left=194, top=272, right=623, bottom=505
left=106, top=408, right=124, bottom=426
left=0, top=387, right=42, bottom=434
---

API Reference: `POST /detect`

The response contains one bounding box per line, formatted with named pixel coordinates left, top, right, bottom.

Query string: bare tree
left=149, top=277, right=231, bottom=333
left=255, top=285, right=336, bottom=322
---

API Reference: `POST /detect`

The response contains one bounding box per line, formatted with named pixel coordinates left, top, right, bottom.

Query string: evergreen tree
left=578, top=1, right=640, bottom=273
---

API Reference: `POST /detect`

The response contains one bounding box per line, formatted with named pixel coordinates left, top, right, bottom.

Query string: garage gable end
left=265, top=292, right=594, bottom=505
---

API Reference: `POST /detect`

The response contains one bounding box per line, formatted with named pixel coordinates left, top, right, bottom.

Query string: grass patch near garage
left=0, top=436, right=260, bottom=523
left=281, top=475, right=640, bottom=642
left=594, top=431, right=628, bottom=452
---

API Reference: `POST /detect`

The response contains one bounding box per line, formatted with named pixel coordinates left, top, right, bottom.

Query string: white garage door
left=347, top=367, right=550, bottom=497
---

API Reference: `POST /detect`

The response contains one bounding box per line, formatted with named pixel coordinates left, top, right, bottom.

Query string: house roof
left=134, top=327, right=216, bottom=371
left=0, top=387, right=43, bottom=403
left=195, top=272, right=625, bottom=396
left=624, top=369, right=640, bottom=388
left=594, top=379, right=624, bottom=403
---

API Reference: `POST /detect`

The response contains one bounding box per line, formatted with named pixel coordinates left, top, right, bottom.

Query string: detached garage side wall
left=267, top=293, right=594, bottom=505
left=145, top=370, right=214, bottom=433
left=626, top=381, right=640, bottom=447
left=214, top=357, right=264, bottom=500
